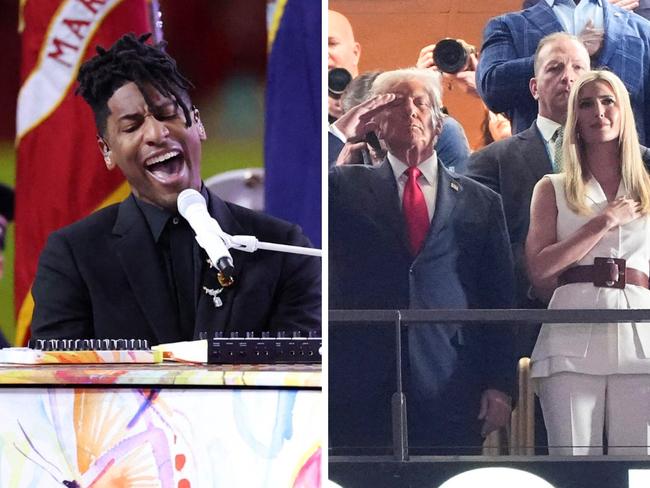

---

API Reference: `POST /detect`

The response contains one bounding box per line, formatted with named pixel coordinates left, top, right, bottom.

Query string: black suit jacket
left=329, top=160, right=515, bottom=452
left=466, top=124, right=550, bottom=310
left=31, top=190, right=321, bottom=344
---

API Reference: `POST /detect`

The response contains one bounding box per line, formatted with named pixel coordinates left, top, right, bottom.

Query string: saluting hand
left=332, top=93, right=400, bottom=142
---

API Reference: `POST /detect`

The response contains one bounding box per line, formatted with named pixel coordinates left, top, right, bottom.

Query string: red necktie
left=403, top=166, right=429, bottom=255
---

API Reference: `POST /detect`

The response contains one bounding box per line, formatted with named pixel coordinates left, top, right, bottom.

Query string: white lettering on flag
left=16, top=0, right=122, bottom=141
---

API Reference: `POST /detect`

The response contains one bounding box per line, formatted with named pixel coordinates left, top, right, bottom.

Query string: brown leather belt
left=558, top=257, right=649, bottom=289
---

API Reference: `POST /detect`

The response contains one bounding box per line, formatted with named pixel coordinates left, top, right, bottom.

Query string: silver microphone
left=177, top=189, right=234, bottom=279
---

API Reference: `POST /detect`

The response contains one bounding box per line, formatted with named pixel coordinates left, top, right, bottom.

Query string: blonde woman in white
left=526, top=70, right=650, bottom=455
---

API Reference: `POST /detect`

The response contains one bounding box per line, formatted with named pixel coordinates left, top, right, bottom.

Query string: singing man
left=31, top=33, right=321, bottom=344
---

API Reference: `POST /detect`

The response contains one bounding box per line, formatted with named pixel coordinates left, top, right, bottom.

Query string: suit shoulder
left=470, top=133, right=526, bottom=168
left=329, top=164, right=379, bottom=190
left=225, top=202, right=294, bottom=231
left=477, top=126, right=541, bottom=158
left=470, top=137, right=506, bottom=162
left=485, top=7, right=524, bottom=29
left=50, top=204, right=121, bottom=240
left=329, top=163, right=376, bottom=179
left=454, top=173, right=502, bottom=202
left=626, top=10, right=650, bottom=37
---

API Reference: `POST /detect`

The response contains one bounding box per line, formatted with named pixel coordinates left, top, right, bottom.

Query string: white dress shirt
left=329, top=123, right=347, bottom=143
left=387, top=151, right=438, bottom=221
left=544, top=0, right=604, bottom=35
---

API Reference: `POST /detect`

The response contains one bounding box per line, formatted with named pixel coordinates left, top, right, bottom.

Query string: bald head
left=328, top=10, right=361, bottom=78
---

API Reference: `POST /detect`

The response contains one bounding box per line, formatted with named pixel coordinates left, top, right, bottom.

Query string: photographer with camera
left=417, top=38, right=480, bottom=96
left=417, top=39, right=513, bottom=150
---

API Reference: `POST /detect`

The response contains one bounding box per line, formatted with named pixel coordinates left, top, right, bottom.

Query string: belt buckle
left=593, top=257, right=626, bottom=289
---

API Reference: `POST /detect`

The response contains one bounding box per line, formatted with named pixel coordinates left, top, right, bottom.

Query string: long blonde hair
left=563, top=70, right=650, bottom=214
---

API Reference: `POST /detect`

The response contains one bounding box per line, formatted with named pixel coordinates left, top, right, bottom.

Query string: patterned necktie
left=552, top=126, right=564, bottom=173
left=402, top=166, right=430, bottom=255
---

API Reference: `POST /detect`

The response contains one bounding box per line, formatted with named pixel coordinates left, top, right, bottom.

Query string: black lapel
left=369, top=160, right=411, bottom=255
left=112, top=195, right=179, bottom=344
left=517, top=122, right=554, bottom=182
left=425, top=163, right=459, bottom=243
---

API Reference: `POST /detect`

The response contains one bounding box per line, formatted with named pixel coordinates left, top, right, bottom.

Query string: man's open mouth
left=145, top=150, right=185, bottom=181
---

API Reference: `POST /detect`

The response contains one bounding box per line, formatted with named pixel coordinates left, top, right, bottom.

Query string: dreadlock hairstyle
left=76, top=33, right=194, bottom=135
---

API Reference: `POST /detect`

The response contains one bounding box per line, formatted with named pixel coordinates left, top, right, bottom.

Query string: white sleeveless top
left=531, top=173, right=650, bottom=378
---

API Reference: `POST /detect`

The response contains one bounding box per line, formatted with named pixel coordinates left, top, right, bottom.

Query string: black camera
left=328, top=68, right=352, bottom=97
left=433, top=39, right=476, bottom=74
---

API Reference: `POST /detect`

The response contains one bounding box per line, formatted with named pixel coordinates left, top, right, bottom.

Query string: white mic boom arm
left=227, top=234, right=322, bottom=257
left=178, top=189, right=322, bottom=266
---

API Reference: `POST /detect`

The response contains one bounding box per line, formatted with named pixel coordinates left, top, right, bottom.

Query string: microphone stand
left=222, top=234, right=323, bottom=258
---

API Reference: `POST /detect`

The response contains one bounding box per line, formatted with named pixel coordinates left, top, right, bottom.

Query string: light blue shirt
left=544, top=0, right=604, bottom=35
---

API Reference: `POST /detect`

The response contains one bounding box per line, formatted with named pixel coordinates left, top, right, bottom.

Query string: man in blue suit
left=523, top=0, right=650, bottom=21
left=329, top=68, right=515, bottom=454
left=477, top=0, right=650, bottom=144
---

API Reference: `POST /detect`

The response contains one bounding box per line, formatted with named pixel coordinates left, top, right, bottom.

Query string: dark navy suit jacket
left=477, top=0, right=650, bottom=144
left=329, top=160, right=515, bottom=452
left=467, top=124, right=552, bottom=310
left=31, top=189, right=321, bottom=344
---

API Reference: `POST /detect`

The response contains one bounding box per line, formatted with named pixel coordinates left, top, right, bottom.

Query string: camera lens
left=328, top=68, right=352, bottom=96
left=433, top=39, right=468, bottom=74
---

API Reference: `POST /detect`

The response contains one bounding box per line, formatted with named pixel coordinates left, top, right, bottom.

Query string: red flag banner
left=15, top=0, right=152, bottom=345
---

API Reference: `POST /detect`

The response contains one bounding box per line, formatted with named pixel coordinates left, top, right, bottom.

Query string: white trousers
left=537, top=373, right=650, bottom=455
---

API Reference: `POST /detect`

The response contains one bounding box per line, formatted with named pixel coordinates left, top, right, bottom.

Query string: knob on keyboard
left=29, top=338, right=150, bottom=351
left=13, top=338, right=160, bottom=364
left=208, top=330, right=321, bottom=364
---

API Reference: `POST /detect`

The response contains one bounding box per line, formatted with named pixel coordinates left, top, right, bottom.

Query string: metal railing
left=328, top=308, right=650, bottom=460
